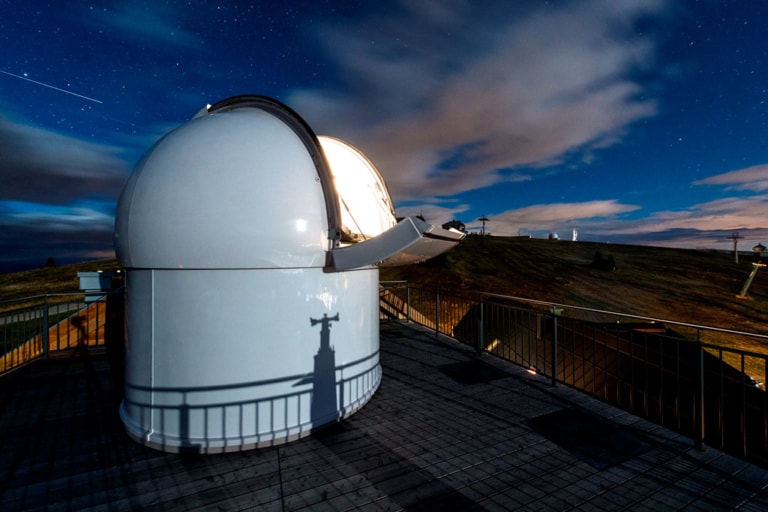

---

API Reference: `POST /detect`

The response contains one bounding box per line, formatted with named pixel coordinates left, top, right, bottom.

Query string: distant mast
left=729, top=231, right=744, bottom=264
left=478, top=216, right=489, bottom=237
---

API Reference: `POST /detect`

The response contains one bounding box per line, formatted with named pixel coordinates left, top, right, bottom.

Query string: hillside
left=3, top=237, right=768, bottom=344
left=0, top=259, right=122, bottom=311
left=380, top=236, right=768, bottom=339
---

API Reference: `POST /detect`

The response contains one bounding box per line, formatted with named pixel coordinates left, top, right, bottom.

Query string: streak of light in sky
left=0, top=69, right=103, bottom=104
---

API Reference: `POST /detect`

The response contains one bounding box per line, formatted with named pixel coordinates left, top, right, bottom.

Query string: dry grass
left=381, top=236, right=768, bottom=354
left=4, top=239, right=768, bottom=354
left=0, top=259, right=122, bottom=312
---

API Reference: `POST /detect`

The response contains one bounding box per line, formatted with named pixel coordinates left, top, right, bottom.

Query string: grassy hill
left=0, top=259, right=122, bottom=311
left=3, top=237, right=767, bottom=349
left=380, top=236, right=768, bottom=340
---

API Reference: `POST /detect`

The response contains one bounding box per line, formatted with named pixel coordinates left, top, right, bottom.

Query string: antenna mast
left=729, top=231, right=744, bottom=264
left=478, top=216, right=489, bottom=237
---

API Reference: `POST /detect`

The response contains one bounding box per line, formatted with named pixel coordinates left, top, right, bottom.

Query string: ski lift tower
left=730, top=231, right=744, bottom=264
left=478, top=216, right=489, bottom=237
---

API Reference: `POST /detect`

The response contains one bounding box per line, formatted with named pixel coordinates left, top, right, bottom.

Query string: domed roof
left=115, top=95, right=464, bottom=272
left=319, top=135, right=396, bottom=242
left=115, top=96, right=340, bottom=269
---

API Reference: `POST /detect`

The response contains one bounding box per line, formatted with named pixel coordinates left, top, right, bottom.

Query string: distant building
left=442, top=219, right=466, bottom=232
left=753, top=243, right=766, bottom=263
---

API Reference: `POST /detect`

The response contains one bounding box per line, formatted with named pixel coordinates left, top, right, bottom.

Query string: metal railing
left=0, top=290, right=124, bottom=375
left=380, top=282, right=768, bottom=468
left=5, top=283, right=768, bottom=466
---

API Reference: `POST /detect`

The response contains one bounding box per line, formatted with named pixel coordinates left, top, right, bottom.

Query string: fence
left=5, top=283, right=768, bottom=466
left=380, top=282, right=768, bottom=468
left=0, top=290, right=124, bottom=375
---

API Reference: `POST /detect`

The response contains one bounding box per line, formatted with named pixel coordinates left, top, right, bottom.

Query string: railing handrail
left=381, top=282, right=768, bottom=344
left=0, top=288, right=124, bottom=309
left=0, top=292, right=80, bottom=307
left=380, top=282, right=768, bottom=467
left=479, top=290, right=768, bottom=341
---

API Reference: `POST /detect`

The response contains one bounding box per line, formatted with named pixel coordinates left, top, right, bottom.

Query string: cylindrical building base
left=120, top=267, right=381, bottom=453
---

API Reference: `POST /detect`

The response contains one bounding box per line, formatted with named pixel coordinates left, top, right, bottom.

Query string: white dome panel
left=319, top=136, right=396, bottom=242
left=115, top=108, right=330, bottom=269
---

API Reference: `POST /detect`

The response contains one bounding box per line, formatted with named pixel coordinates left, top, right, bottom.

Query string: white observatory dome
left=114, top=95, right=463, bottom=453
left=115, top=97, right=335, bottom=269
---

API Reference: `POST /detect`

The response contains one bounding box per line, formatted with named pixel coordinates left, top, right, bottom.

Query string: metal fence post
left=42, top=299, right=49, bottom=359
left=741, top=355, right=747, bottom=458
left=406, top=286, right=411, bottom=323
left=695, top=336, right=704, bottom=449
left=551, top=307, right=561, bottom=386
left=435, top=290, right=440, bottom=336
left=765, top=361, right=768, bottom=451
left=477, top=300, right=484, bottom=354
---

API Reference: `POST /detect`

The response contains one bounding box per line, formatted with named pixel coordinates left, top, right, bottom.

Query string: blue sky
left=1, top=0, right=768, bottom=272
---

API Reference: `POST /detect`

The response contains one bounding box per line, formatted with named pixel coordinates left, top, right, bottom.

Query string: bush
left=591, top=251, right=617, bottom=271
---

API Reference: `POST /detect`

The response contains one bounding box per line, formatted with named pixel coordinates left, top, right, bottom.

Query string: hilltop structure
left=113, top=95, right=464, bottom=453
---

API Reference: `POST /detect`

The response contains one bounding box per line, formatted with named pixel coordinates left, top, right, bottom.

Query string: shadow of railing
left=121, top=351, right=380, bottom=454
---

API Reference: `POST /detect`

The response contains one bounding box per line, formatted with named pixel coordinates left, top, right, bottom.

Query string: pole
left=730, top=231, right=743, bottom=264
left=551, top=307, right=562, bottom=386
left=42, top=299, right=49, bottom=359
left=737, top=263, right=764, bottom=298
left=406, top=286, right=411, bottom=323
left=695, top=338, right=704, bottom=449
left=478, top=300, right=484, bottom=354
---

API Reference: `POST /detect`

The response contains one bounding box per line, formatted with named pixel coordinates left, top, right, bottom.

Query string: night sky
left=2, top=1, right=768, bottom=272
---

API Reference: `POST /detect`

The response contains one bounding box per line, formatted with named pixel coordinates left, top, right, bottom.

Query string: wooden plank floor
left=2, top=320, right=768, bottom=511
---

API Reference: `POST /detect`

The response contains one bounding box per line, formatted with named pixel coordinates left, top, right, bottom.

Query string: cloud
left=0, top=116, right=130, bottom=204
left=463, top=194, right=768, bottom=248
left=478, top=199, right=640, bottom=235
left=567, top=165, right=768, bottom=248
left=291, top=0, right=666, bottom=202
left=499, top=195, right=768, bottom=250
left=396, top=201, right=471, bottom=225
left=0, top=200, right=117, bottom=271
left=580, top=227, right=768, bottom=250
left=0, top=115, right=129, bottom=270
left=1, top=200, right=116, bottom=233
left=88, top=4, right=201, bottom=48
left=694, top=164, right=768, bottom=192
left=597, top=196, right=768, bottom=235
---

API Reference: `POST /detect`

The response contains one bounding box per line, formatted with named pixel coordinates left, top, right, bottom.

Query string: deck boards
left=2, top=320, right=768, bottom=511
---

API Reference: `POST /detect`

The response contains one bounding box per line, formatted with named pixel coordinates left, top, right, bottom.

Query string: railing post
left=42, top=298, right=49, bottom=359
left=741, top=354, right=747, bottom=458
left=695, top=337, right=704, bottom=449
left=435, top=290, right=440, bottom=336
left=764, top=361, right=768, bottom=452
left=551, top=307, right=561, bottom=386
left=477, top=299, right=484, bottom=354
left=406, top=286, right=411, bottom=323
left=765, top=361, right=768, bottom=452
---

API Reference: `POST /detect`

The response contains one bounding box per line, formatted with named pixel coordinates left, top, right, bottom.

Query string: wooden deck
left=2, top=320, right=768, bottom=511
